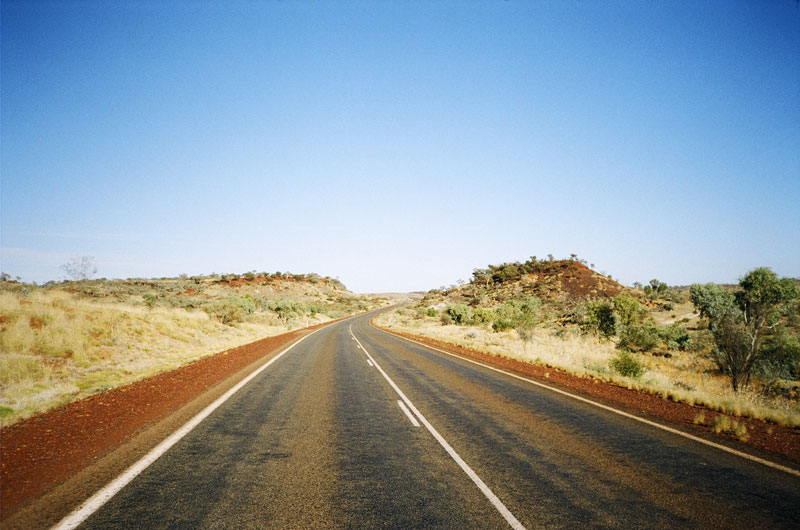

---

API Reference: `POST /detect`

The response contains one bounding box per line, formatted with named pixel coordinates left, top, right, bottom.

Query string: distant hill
left=42, top=271, right=359, bottom=311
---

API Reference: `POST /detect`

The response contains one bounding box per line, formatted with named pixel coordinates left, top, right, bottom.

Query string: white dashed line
left=349, top=325, right=525, bottom=530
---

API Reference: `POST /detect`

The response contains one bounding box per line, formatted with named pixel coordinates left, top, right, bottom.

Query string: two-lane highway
left=64, top=312, right=799, bottom=528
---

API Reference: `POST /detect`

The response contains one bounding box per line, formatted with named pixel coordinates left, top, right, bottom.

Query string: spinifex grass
left=0, top=284, right=378, bottom=426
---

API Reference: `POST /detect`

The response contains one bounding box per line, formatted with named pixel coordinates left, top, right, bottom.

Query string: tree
left=689, top=283, right=737, bottom=323
left=61, top=256, right=97, bottom=281
left=472, top=268, right=491, bottom=287
left=613, top=293, right=644, bottom=330
left=690, top=268, right=798, bottom=391
left=583, top=301, right=616, bottom=339
left=644, top=279, right=668, bottom=299
left=513, top=297, right=543, bottom=353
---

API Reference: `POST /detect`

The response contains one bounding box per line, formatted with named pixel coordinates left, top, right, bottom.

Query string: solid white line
left=367, top=359, right=374, bottom=367
left=52, top=329, right=322, bottom=530
left=349, top=325, right=525, bottom=530
left=397, top=400, right=421, bottom=427
left=375, top=325, right=800, bottom=479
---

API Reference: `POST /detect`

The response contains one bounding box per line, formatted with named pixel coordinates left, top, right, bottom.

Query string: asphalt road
left=72, top=312, right=799, bottom=529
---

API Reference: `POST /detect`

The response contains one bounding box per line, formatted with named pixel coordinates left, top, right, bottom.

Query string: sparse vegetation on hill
left=376, top=257, right=800, bottom=428
left=0, top=272, right=385, bottom=426
left=466, top=256, right=625, bottom=306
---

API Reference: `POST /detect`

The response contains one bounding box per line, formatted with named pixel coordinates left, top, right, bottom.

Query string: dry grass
left=0, top=288, right=346, bottom=426
left=375, top=308, right=800, bottom=428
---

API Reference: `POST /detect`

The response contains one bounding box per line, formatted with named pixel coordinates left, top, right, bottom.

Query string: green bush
left=610, top=350, right=645, bottom=378
left=445, top=304, right=472, bottom=325
left=426, top=307, right=437, bottom=317
left=582, top=301, right=615, bottom=339
left=142, top=293, right=157, bottom=309
left=658, top=323, right=690, bottom=351
left=472, top=308, right=495, bottom=324
left=613, top=293, right=645, bottom=329
left=266, top=297, right=304, bottom=322
left=492, top=319, right=514, bottom=332
left=759, top=331, right=800, bottom=380
left=618, top=321, right=660, bottom=352
left=204, top=295, right=257, bottom=324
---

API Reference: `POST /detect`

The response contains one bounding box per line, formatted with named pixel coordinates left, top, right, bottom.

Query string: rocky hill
left=424, top=258, right=627, bottom=309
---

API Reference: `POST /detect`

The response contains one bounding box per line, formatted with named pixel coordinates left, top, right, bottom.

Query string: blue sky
left=2, top=0, right=799, bottom=293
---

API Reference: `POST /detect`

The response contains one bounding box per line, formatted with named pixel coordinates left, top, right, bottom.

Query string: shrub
left=444, top=304, right=472, bottom=325
left=265, top=297, right=301, bottom=322
left=759, top=331, right=800, bottom=381
left=613, top=293, right=645, bottom=329
left=472, top=308, right=495, bottom=324
left=426, top=307, right=437, bottom=317
left=204, top=295, right=257, bottom=324
left=618, top=321, right=660, bottom=352
left=609, top=350, right=645, bottom=378
left=142, top=293, right=157, bottom=309
left=492, top=319, right=514, bottom=332
left=658, top=323, right=690, bottom=351
left=582, top=301, right=615, bottom=339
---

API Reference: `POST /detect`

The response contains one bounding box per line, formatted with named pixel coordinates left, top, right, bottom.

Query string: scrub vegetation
left=375, top=256, right=800, bottom=427
left=0, top=271, right=385, bottom=426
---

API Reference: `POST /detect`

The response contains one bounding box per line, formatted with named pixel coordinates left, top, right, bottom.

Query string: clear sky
left=2, top=0, right=799, bottom=293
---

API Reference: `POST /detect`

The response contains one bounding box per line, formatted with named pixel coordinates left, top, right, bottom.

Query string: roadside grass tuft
left=712, top=415, right=750, bottom=441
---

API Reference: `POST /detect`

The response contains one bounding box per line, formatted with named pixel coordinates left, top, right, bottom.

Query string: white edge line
left=52, top=328, right=322, bottom=530
left=367, top=359, right=374, bottom=367
left=397, top=400, right=421, bottom=427
left=373, top=324, right=800, bottom=479
left=349, top=325, right=525, bottom=530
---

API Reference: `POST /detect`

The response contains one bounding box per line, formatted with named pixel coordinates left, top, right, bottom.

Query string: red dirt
left=0, top=318, right=342, bottom=521
left=218, top=276, right=273, bottom=288
left=526, top=261, right=625, bottom=301
left=378, top=327, right=800, bottom=465
left=28, top=318, right=44, bottom=330
left=0, top=315, right=11, bottom=325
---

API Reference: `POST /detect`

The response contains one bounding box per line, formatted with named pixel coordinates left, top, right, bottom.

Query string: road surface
left=66, top=312, right=800, bottom=528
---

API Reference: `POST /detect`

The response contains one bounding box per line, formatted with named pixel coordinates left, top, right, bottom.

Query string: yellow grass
left=375, top=308, right=800, bottom=428
left=0, top=289, right=337, bottom=426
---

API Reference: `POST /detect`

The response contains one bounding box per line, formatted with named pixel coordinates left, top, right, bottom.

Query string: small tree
left=690, top=268, right=798, bottom=391
left=61, top=256, right=97, bottom=281
left=613, top=293, right=644, bottom=330
left=583, top=301, right=616, bottom=339
left=514, top=297, right=543, bottom=353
